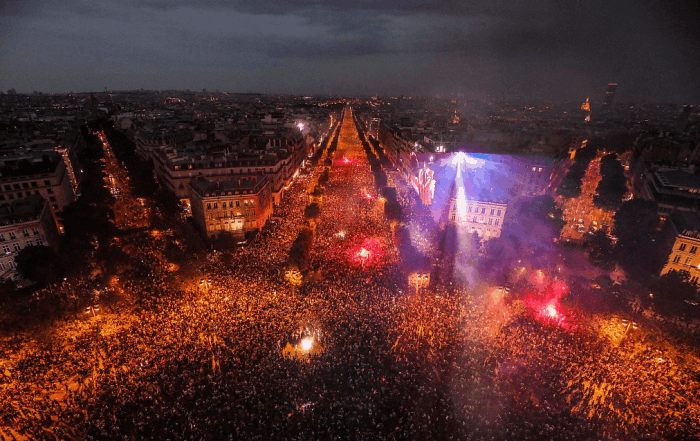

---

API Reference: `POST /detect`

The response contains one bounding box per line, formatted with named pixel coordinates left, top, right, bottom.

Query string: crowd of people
left=0, top=108, right=699, bottom=440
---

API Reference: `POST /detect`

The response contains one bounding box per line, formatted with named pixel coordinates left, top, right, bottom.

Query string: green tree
left=15, top=246, right=64, bottom=286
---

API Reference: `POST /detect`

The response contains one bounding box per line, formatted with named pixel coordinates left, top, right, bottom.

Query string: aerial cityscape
left=1, top=1, right=700, bottom=440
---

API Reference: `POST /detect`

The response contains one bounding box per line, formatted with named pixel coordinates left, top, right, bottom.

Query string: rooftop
left=189, top=175, right=269, bottom=197
left=0, top=195, right=46, bottom=226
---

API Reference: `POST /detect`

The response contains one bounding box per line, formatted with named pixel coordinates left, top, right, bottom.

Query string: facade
left=448, top=198, right=507, bottom=239
left=661, top=211, right=700, bottom=284
left=189, top=175, right=273, bottom=239
left=0, top=152, right=75, bottom=231
left=0, top=195, right=59, bottom=280
left=152, top=135, right=305, bottom=206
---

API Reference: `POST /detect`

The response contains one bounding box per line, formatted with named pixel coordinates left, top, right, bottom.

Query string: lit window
left=673, top=255, right=681, bottom=263
left=2, top=244, right=9, bottom=254
left=679, top=243, right=687, bottom=251
left=497, top=209, right=502, bottom=216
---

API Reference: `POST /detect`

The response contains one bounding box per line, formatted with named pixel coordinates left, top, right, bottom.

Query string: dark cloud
left=0, top=0, right=697, bottom=102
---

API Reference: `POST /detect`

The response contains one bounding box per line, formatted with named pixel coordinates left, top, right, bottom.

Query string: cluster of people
left=0, top=108, right=699, bottom=440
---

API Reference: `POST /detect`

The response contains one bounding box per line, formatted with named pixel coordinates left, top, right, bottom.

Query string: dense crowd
left=1, top=108, right=699, bottom=440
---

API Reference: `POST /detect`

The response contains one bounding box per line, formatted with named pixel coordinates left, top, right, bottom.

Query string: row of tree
left=353, top=114, right=431, bottom=276
left=286, top=114, right=344, bottom=277
left=593, top=153, right=627, bottom=210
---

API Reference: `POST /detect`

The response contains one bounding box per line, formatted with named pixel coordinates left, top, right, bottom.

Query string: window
left=36, top=238, right=43, bottom=246
left=16, top=192, right=22, bottom=198
left=22, top=182, right=28, bottom=189
left=451, top=214, right=456, bottom=220
left=22, top=229, right=29, bottom=237
left=0, top=234, right=4, bottom=242
left=468, top=206, right=472, bottom=213
left=679, top=243, right=687, bottom=251
left=481, top=208, right=485, bottom=214
left=9, top=232, right=16, bottom=240
left=691, top=246, right=698, bottom=254
left=207, top=203, right=211, bottom=209
left=538, top=167, right=543, bottom=172
left=250, top=200, right=254, bottom=206
left=495, top=219, right=499, bottom=226
left=685, top=257, right=692, bottom=265
left=47, top=188, right=53, bottom=194
left=532, top=167, right=536, bottom=172
left=13, top=243, right=21, bottom=252
left=236, top=200, right=240, bottom=207
left=2, top=245, right=8, bottom=254
left=213, top=202, right=218, bottom=209
left=13, top=184, right=19, bottom=190
left=472, top=216, right=477, bottom=222
left=497, top=209, right=501, bottom=216
left=44, top=180, right=51, bottom=186
left=228, top=201, right=233, bottom=208
left=25, top=240, right=33, bottom=247
left=0, top=262, right=4, bottom=270
left=489, top=218, right=493, bottom=225
left=490, top=209, right=495, bottom=215
left=31, top=181, right=37, bottom=188
left=673, top=255, right=681, bottom=263
left=32, top=228, right=39, bottom=235
left=691, top=276, right=699, bottom=284
left=49, top=196, right=56, bottom=202
left=3, top=185, right=10, bottom=191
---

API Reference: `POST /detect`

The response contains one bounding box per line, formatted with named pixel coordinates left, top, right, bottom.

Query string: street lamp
left=85, top=305, right=100, bottom=316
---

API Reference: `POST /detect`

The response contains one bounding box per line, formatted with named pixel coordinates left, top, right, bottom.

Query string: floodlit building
left=189, top=175, right=273, bottom=239
left=0, top=152, right=76, bottom=231
left=0, top=195, right=59, bottom=280
left=448, top=198, right=507, bottom=239
left=661, top=210, right=700, bottom=284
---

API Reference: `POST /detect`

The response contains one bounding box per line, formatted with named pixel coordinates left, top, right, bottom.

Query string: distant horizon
left=1, top=88, right=695, bottom=107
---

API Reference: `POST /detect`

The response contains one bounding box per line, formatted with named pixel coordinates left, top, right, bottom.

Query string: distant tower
left=603, top=83, right=617, bottom=107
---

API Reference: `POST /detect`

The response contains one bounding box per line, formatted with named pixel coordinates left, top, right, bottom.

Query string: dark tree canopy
left=15, top=245, right=64, bottom=286
left=594, top=154, right=627, bottom=210
left=613, top=199, right=661, bottom=278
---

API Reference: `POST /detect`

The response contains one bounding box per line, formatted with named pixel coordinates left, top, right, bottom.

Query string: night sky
left=1, top=0, right=698, bottom=102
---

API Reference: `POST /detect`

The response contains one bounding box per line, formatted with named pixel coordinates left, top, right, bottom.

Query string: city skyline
left=1, top=0, right=699, bottom=103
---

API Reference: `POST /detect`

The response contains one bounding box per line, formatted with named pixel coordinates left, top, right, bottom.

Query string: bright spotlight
left=300, top=337, right=313, bottom=351
left=359, top=248, right=370, bottom=258
left=545, top=304, right=558, bottom=318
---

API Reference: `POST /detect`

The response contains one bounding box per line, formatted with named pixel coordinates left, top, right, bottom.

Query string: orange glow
left=581, top=97, right=590, bottom=111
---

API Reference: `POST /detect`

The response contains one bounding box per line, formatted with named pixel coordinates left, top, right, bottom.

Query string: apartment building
left=0, top=195, right=59, bottom=280
left=189, top=175, right=273, bottom=239
left=0, top=152, right=75, bottom=231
